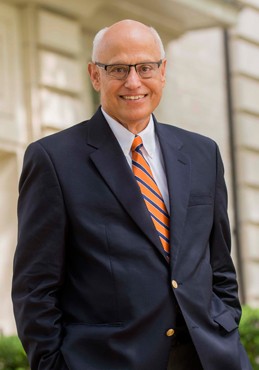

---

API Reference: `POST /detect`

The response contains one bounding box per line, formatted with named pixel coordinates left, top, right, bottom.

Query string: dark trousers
left=167, top=336, right=203, bottom=370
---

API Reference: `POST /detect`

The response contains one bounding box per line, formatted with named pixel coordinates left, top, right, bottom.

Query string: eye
left=139, top=64, right=153, bottom=73
left=109, top=65, right=128, bottom=74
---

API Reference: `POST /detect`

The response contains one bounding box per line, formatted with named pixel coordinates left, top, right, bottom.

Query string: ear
left=160, top=59, right=167, bottom=86
left=88, top=62, right=101, bottom=92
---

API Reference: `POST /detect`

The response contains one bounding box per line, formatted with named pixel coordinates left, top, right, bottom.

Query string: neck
left=100, top=107, right=151, bottom=134
left=118, top=120, right=149, bottom=134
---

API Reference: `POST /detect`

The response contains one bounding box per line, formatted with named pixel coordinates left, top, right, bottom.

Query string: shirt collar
left=101, top=107, right=156, bottom=158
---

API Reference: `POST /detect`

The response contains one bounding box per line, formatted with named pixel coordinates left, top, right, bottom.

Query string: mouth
left=120, top=94, right=147, bottom=101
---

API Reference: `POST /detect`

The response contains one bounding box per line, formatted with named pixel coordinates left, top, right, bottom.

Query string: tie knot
left=131, top=135, right=143, bottom=152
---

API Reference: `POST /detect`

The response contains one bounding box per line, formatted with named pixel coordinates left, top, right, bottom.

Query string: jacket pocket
left=213, top=310, right=238, bottom=333
left=188, top=194, right=213, bottom=207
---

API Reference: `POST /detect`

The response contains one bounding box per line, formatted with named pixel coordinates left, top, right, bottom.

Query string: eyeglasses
left=94, top=60, right=163, bottom=80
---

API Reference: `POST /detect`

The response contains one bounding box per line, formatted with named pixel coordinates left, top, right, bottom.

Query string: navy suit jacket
left=12, top=108, right=251, bottom=370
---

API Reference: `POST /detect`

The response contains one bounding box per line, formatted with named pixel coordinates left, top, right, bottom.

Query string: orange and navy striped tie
left=131, top=135, right=170, bottom=258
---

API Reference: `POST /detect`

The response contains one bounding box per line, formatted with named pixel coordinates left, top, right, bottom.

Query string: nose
left=124, top=66, right=142, bottom=89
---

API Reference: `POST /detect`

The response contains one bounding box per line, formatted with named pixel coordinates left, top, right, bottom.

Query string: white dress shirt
left=101, top=108, right=170, bottom=213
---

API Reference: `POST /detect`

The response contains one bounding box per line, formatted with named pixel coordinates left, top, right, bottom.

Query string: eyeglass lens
left=106, top=63, right=160, bottom=79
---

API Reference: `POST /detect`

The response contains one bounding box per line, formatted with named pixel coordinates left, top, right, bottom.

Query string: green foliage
left=240, top=305, right=259, bottom=369
left=0, top=335, right=29, bottom=370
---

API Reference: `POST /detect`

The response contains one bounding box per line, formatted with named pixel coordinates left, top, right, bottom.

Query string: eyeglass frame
left=94, top=60, right=163, bottom=80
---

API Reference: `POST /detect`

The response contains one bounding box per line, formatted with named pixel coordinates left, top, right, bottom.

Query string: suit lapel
left=155, top=120, right=191, bottom=267
left=86, top=109, right=166, bottom=260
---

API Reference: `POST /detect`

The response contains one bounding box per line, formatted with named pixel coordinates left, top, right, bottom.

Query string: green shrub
left=0, top=335, right=29, bottom=370
left=240, top=305, right=259, bottom=369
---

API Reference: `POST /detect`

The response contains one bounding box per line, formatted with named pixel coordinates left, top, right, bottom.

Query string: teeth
left=123, top=95, right=145, bottom=100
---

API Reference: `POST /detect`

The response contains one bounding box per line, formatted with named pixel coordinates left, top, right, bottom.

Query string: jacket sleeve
left=12, top=142, right=69, bottom=370
left=209, top=143, right=242, bottom=324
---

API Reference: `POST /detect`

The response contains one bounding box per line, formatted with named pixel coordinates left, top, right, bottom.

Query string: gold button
left=172, top=280, right=178, bottom=289
left=166, top=328, right=175, bottom=337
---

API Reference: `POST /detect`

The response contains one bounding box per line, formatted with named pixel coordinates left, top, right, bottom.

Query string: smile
left=120, top=95, right=146, bottom=100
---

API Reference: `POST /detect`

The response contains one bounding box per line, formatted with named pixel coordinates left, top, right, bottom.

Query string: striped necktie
left=131, top=135, right=170, bottom=258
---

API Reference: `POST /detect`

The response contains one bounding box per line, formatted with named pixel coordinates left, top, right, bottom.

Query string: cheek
left=100, top=86, right=117, bottom=108
left=150, top=87, right=163, bottom=100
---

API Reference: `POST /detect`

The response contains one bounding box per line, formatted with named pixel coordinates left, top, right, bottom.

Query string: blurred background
left=0, top=0, right=259, bottom=337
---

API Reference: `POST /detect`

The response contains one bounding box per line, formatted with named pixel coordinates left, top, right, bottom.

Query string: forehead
left=97, top=26, right=160, bottom=64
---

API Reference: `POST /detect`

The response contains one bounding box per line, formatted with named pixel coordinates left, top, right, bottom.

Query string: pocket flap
left=213, top=310, right=238, bottom=332
left=188, top=194, right=213, bottom=207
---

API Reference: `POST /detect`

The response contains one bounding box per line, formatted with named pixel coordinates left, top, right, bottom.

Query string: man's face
left=88, top=22, right=166, bottom=132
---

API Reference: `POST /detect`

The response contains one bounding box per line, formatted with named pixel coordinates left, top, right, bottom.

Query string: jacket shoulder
left=37, top=120, right=89, bottom=148
left=159, top=121, right=215, bottom=143
left=157, top=121, right=217, bottom=150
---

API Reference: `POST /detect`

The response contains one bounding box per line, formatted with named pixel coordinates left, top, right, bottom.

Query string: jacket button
left=172, top=280, right=178, bottom=289
left=166, top=328, right=175, bottom=337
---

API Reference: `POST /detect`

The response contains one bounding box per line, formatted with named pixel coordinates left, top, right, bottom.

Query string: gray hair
left=91, top=24, right=166, bottom=62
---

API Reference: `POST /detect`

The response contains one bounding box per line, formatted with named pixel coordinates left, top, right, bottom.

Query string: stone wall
left=157, top=28, right=235, bottom=259
left=0, top=2, right=25, bottom=335
left=0, top=2, right=94, bottom=334
left=231, top=0, right=259, bottom=306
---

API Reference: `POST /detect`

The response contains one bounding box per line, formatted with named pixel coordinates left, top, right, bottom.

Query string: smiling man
left=88, top=21, right=166, bottom=134
left=12, top=20, right=251, bottom=370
